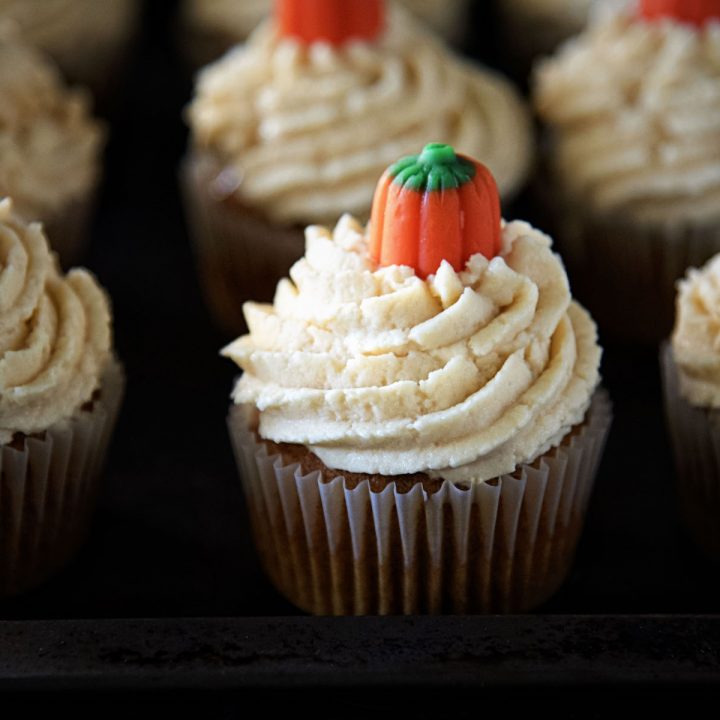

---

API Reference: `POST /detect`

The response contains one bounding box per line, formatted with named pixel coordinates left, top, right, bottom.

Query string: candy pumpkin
left=639, top=0, right=720, bottom=25
left=276, top=0, right=385, bottom=45
left=369, top=143, right=502, bottom=279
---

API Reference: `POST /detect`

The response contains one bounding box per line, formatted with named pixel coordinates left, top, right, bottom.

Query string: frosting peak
left=0, top=199, right=112, bottom=444
left=223, top=215, right=601, bottom=482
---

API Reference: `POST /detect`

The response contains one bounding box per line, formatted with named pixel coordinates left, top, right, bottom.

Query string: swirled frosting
left=0, top=199, right=112, bottom=444
left=0, top=0, right=138, bottom=74
left=672, top=254, right=720, bottom=407
left=0, top=31, right=104, bottom=222
left=188, top=7, right=532, bottom=226
left=534, top=2, right=720, bottom=223
left=223, top=215, right=601, bottom=482
left=183, top=0, right=469, bottom=43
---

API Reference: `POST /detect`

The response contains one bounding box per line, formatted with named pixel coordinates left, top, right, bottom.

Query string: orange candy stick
left=276, top=0, right=385, bottom=45
left=369, top=143, right=502, bottom=279
left=639, top=0, right=720, bottom=25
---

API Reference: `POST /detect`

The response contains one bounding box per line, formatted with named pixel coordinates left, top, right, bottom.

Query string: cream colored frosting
left=534, top=3, right=720, bottom=224
left=0, top=199, right=112, bottom=444
left=0, top=0, right=138, bottom=74
left=188, top=7, right=532, bottom=226
left=0, top=31, right=104, bottom=222
left=672, top=254, right=720, bottom=407
left=223, top=215, right=601, bottom=482
left=183, top=0, right=469, bottom=42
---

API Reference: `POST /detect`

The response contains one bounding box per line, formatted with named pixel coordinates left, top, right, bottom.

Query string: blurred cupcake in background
left=533, top=0, right=720, bottom=343
left=0, top=199, right=124, bottom=597
left=498, top=0, right=593, bottom=75
left=180, top=0, right=472, bottom=68
left=224, top=144, right=611, bottom=615
left=662, top=253, right=720, bottom=562
left=0, top=0, right=141, bottom=102
left=0, top=28, right=105, bottom=266
left=183, top=0, right=533, bottom=335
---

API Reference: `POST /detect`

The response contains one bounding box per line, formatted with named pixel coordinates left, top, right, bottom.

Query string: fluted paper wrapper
left=0, top=360, right=125, bottom=597
left=181, top=152, right=305, bottom=336
left=228, top=391, right=611, bottom=615
left=661, top=344, right=720, bottom=560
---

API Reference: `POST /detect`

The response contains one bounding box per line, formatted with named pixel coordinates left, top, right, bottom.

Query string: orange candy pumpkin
left=639, top=0, right=720, bottom=25
left=276, top=0, right=385, bottom=45
left=369, top=143, right=502, bottom=279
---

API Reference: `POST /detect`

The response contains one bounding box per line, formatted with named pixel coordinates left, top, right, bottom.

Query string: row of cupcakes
left=5, top=0, right=717, bottom=346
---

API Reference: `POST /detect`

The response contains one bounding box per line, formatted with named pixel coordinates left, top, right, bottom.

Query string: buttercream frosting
left=223, top=214, right=601, bottom=482
left=0, top=199, right=112, bottom=444
left=0, top=30, right=104, bottom=222
left=0, top=0, right=138, bottom=74
left=188, top=7, right=532, bottom=226
left=183, top=0, right=469, bottom=42
left=672, top=254, right=720, bottom=408
left=534, top=1, right=720, bottom=223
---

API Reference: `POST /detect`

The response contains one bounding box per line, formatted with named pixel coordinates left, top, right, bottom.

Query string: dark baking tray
left=1, top=0, right=720, bottom=701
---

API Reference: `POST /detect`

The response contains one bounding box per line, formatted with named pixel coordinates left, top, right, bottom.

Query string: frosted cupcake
left=0, top=199, right=124, bottom=597
left=0, top=0, right=140, bottom=99
left=0, top=29, right=105, bottom=266
left=662, top=253, right=720, bottom=561
left=534, top=0, right=720, bottom=342
left=180, top=0, right=472, bottom=67
left=498, top=0, right=593, bottom=72
left=223, top=144, right=611, bottom=615
left=184, top=0, right=533, bottom=334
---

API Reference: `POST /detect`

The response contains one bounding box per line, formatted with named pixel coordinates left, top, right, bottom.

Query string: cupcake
left=498, top=0, right=593, bottom=73
left=0, top=0, right=141, bottom=100
left=662, top=253, right=720, bottom=561
left=223, top=144, right=611, bottom=615
left=533, top=0, right=720, bottom=343
left=0, top=199, right=124, bottom=597
left=183, top=0, right=533, bottom=335
left=0, top=28, right=105, bottom=267
left=180, top=0, right=472, bottom=68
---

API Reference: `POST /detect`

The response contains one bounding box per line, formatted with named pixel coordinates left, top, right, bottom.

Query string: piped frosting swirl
left=0, top=29, right=104, bottom=222
left=672, top=254, right=720, bottom=407
left=534, top=2, right=720, bottom=223
left=223, top=215, right=601, bottom=482
left=188, top=7, right=532, bottom=225
left=0, top=199, right=112, bottom=444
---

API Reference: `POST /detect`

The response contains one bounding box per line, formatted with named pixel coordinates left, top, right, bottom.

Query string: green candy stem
left=389, top=143, right=476, bottom=192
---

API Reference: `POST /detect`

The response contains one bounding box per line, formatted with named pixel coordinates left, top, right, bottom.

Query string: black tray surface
left=2, top=0, right=720, bottom=695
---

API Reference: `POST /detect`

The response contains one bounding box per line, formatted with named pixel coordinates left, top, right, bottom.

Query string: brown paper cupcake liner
left=533, top=165, right=720, bottom=344
left=181, top=152, right=305, bottom=336
left=228, top=390, right=612, bottom=615
left=661, top=344, right=720, bottom=561
left=0, top=359, right=125, bottom=597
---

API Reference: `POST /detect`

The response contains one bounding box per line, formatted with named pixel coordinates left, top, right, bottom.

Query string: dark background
left=1, top=0, right=720, bottom=712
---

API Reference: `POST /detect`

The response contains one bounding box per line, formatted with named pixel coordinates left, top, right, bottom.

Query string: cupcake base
left=181, top=152, right=305, bottom=336
left=228, top=391, right=612, bottom=615
left=0, top=359, right=125, bottom=597
left=661, top=344, right=720, bottom=561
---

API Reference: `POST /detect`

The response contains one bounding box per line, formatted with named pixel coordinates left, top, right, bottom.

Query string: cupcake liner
left=181, top=152, right=305, bottom=336
left=0, top=359, right=125, bottom=597
left=533, top=165, right=720, bottom=344
left=228, top=390, right=612, bottom=615
left=661, top=344, right=720, bottom=560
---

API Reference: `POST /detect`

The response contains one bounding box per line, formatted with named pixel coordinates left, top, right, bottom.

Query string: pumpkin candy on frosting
left=639, top=0, right=720, bottom=25
left=370, top=143, right=501, bottom=278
